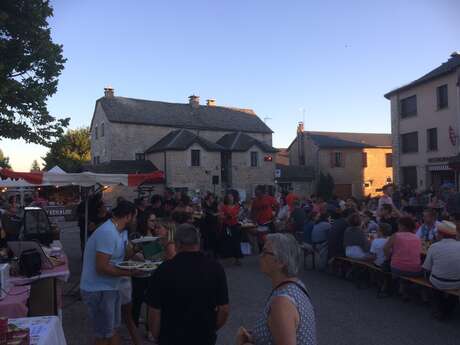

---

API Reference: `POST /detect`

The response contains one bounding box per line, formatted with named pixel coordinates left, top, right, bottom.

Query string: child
left=370, top=223, right=392, bottom=267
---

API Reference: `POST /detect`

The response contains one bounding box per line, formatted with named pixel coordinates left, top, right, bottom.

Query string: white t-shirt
left=370, top=238, right=388, bottom=266
left=378, top=195, right=394, bottom=211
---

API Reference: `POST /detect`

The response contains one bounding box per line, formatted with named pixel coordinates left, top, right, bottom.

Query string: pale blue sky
left=2, top=0, right=459, bottom=171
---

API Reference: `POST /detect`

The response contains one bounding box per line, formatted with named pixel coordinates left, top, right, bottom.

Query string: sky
left=1, top=0, right=459, bottom=171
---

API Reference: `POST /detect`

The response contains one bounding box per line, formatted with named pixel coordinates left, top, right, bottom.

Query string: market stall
left=0, top=168, right=165, bottom=341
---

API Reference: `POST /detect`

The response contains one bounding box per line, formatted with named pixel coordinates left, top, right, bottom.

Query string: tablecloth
left=0, top=285, right=30, bottom=318
left=9, top=254, right=70, bottom=286
left=9, top=316, right=67, bottom=345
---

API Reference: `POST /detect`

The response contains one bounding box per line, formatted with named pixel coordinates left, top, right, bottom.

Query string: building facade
left=90, top=89, right=276, bottom=198
left=385, top=52, right=460, bottom=191
left=288, top=126, right=393, bottom=199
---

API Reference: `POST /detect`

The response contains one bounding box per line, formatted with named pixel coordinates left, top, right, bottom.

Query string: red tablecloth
left=0, top=284, right=31, bottom=318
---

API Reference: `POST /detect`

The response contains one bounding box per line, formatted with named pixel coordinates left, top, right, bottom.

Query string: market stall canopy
left=0, top=178, right=35, bottom=188
left=0, top=169, right=164, bottom=187
left=47, top=166, right=67, bottom=174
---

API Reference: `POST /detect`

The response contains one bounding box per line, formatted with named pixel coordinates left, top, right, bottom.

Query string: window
left=385, top=153, right=392, bottom=167
left=331, top=152, right=344, bottom=168
left=93, top=156, right=100, bottom=165
left=401, top=132, right=418, bottom=153
left=250, top=151, right=259, bottom=167
left=101, top=123, right=105, bottom=137
left=401, top=166, right=417, bottom=189
left=427, top=128, right=438, bottom=151
left=191, top=149, right=200, bottom=167
left=362, top=152, right=368, bottom=167
left=135, top=153, right=145, bottom=161
left=94, top=125, right=98, bottom=139
left=400, top=95, right=417, bottom=118
left=437, top=84, right=448, bottom=109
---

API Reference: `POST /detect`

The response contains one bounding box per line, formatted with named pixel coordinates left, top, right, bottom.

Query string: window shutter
left=330, top=152, right=335, bottom=168
left=341, top=152, right=346, bottom=167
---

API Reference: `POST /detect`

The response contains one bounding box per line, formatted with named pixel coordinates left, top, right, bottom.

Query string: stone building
left=384, top=52, right=460, bottom=191
left=288, top=124, right=393, bottom=199
left=89, top=88, right=276, bottom=198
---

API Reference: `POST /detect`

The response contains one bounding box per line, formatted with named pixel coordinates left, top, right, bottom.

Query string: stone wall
left=90, top=102, right=111, bottom=163
left=231, top=146, right=275, bottom=199
left=164, top=144, right=221, bottom=192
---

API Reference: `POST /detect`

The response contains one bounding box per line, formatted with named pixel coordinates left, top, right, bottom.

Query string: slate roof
left=84, top=160, right=158, bottom=174
left=217, top=132, right=277, bottom=153
left=145, top=129, right=224, bottom=153
left=289, top=131, right=392, bottom=149
left=98, top=96, right=272, bottom=134
left=385, top=52, right=460, bottom=99
left=275, top=164, right=315, bottom=182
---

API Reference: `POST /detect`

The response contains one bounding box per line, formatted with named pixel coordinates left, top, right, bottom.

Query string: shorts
left=119, top=278, right=132, bottom=305
left=81, top=289, right=121, bottom=339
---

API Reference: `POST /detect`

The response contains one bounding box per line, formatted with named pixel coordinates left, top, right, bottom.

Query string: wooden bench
left=334, top=257, right=460, bottom=298
left=334, top=256, right=384, bottom=273
left=401, top=276, right=460, bottom=298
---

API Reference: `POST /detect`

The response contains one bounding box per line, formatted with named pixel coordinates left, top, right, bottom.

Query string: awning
left=0, top=169, right=164, bottom=187
left=449, top=154, right=460, bottom=171
left=428, top=165, right=451, bottom=171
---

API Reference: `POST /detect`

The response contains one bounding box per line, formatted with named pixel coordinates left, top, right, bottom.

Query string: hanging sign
left=449, top=126, right=457, bottom=146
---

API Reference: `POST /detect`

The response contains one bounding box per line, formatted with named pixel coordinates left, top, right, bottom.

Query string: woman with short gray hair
left=236, top=233, right=317, bottom=345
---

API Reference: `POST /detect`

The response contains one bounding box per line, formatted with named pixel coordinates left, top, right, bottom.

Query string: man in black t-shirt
left=379, top=204, right=399, bottom=234
left=146, top=224, right=229, bottom=345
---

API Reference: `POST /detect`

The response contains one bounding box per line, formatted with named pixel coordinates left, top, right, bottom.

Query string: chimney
left=297, top=122, right=305, bottom=165
left=104, top=86, right=114, bottom=98
left=451, top=51, right=460, bottom=58
left=297, top=121, right=304, bottom=133
left=189, top=95, right=200, bottom=108
left=206, top=99, right=216, bottom=107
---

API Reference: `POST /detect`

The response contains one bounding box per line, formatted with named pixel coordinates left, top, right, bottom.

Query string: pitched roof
left=98, top=96, right=272, bottom=134
left=385, top=52, right=460, bottom=99
left=217, top=132, right=277, bottom=153
left=145, top=129, right=224, bottom=153
left=289, top=131, right=392, bottom=149
left=275, top=164, right=315, bottom=182
left=84, top=160, right=158, bottom=174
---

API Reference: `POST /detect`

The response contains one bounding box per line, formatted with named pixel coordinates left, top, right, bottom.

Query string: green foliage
left=42, top=127, right=91, bottom=172
left=0, top=0, right=69, bottom=146
left=316, top=172, right=335, bottom=200
left=0, top=149, right=11, bottom=169
left=30, top=159, right=40, bottom=171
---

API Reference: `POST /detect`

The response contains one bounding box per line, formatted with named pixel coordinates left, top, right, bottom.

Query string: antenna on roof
left=300, top=107, right=306, bottom=131
left=264, top=117, right=272, bottom=123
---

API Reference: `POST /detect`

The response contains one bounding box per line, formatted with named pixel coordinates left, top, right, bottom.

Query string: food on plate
left=116, top=261, right=143, bottom=269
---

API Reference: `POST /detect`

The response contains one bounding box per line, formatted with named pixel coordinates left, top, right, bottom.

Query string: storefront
left=427, top=164, right=456, bottom=190
left=448, top=154, right=460, bottom=191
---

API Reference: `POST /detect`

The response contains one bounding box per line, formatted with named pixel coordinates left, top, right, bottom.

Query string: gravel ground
left=60, top=223, right=460, bottom=345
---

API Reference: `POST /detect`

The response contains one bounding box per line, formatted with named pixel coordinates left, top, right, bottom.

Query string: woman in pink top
left=384, top=216, right=422, bottom=277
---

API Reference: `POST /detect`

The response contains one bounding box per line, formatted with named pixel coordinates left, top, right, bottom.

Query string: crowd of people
left=78, top=185, right=316, bottom=345
left=296, top=184, right=460, bottom=321
left=76, top=181, right=460, bottom=344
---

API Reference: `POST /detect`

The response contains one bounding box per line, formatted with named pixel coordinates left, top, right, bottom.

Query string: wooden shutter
left=330, top=152, right=335, bottom=167
left=341, top=152, right=345, bottom=167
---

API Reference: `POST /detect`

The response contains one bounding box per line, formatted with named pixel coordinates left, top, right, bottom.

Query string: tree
left=42, top=127, right=91, bottom=172
left=30, top=159, right=40, bottom=171
left=0, top=0, right=69, bottom=146
left=316, top=172, right=335, bottom=200
left=0, top=149, right=11, bottom=169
